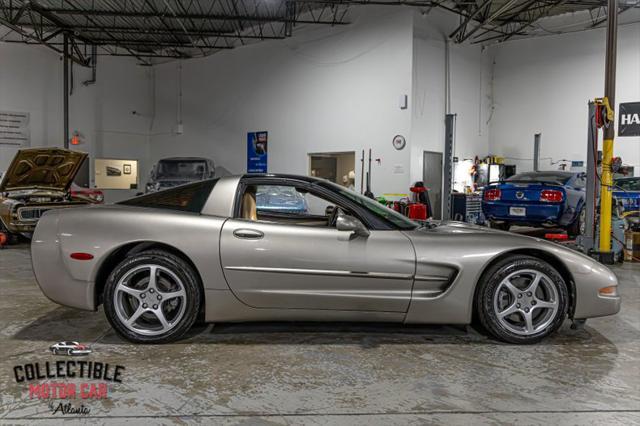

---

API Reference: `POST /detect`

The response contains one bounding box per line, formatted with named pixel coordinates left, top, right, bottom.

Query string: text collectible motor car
left=31, top=174, right=620, bottom=344
left=0, top=148, right=101, bottom=242
left=482, top=171, right=586, bottom=235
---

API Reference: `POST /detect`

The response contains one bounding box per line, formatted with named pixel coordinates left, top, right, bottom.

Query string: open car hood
left=0, top=148, right=87, bottom=192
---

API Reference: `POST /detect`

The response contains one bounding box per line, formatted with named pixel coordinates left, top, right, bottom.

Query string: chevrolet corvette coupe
left=32, top=174, right=620, bottom=344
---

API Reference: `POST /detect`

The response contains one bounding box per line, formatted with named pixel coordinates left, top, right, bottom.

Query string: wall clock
left=392, top=135, right=406, bottom=150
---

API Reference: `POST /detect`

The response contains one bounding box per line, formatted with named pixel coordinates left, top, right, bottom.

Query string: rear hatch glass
left=119, top=179, right=217, bottom=213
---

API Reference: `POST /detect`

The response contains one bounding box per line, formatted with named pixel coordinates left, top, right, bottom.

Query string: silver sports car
left=31, top=174, right=621, bottom=344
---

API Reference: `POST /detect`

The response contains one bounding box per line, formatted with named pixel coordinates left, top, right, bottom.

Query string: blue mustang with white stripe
left=481, top=171, right=586, bottom=236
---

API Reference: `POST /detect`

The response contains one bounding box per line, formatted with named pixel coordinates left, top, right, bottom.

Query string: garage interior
left=0, top=0, right=639, bottom=424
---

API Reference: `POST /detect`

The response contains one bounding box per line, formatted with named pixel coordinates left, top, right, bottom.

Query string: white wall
left=489, top=23, right=640, bottom=174
left=0, top=43, right=61, bottom=169
left=411, top=10, right=492, bottom=183
left=149, top=7, right=415, bottom=195
left=0, top=42, right=153, bottom=201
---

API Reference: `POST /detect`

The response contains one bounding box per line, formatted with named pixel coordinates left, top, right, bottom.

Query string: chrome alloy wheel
left=113, top=265, right=187, bottom=336
left=493, top=269, right=559, bottom=336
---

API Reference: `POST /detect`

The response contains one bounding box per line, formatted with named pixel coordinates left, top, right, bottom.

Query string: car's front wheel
left=103, top=250, right=201, bottom=343
left=476, top=255, right=568, bottom=344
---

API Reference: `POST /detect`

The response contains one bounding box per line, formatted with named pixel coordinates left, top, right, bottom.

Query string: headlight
left=146, top=182, right=160, bottom=192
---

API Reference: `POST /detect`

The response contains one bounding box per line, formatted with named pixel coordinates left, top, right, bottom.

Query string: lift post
left=581, top=102, right=598, bottom=253
left=442, top=114, right=456, bottom=220
left=594, top=0, right=618, bottom=264
left=533, top=133, right=541, bottom=172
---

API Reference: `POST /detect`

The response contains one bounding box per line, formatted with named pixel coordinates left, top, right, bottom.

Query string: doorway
left=309, top=152, right=356, bottom=189
left=423, top=151, right=443, bottom=219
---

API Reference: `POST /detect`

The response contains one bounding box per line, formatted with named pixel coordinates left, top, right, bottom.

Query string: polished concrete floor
left=0, top=244, right=639, bottom=425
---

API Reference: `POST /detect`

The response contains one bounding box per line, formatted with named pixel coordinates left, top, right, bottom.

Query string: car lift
left=579, top=0, right=618, bottom=265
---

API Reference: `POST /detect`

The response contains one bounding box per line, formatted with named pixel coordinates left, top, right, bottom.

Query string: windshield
left=615, top=178, right=640, bottom=191
left=322, top=182, right=418, bottom=230
left=155, top=160, right=208, bottom=181
left=505, top=172, right=572, bottom=185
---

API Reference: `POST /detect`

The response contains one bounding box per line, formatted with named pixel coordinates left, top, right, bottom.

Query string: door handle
left=233, top=229, right=264, bottom=239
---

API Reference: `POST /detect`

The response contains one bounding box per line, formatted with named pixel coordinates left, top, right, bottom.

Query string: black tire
left=103, top=250, right=202, bottom=344
left=476, top=255, right=568, bottom=344
left=566, top=206, right=585, bottom=238
left=489, top=221, right=510, bottom=231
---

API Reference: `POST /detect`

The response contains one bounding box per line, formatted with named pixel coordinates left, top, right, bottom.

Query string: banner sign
left=619, top=102, right=640, bottom=137
left=247, top=131, right=268, bottom=173
left=0, top=111, right=30, bottom=146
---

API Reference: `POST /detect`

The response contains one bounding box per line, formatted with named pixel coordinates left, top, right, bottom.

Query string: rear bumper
left=482, top=202, right=563, bottom=224
left=31, top=211, right=96, bottom=311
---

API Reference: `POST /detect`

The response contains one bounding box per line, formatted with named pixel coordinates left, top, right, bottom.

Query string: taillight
left=540, top=189, right=563, bottom=202
left=484, top=188, right=501, bottom=201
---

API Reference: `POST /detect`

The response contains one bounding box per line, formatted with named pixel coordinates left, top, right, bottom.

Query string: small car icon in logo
left=49, top=341, right=92, bottom=356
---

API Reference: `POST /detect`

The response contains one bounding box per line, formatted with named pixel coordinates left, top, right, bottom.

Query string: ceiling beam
left=16, top=6, right=350, bottom=25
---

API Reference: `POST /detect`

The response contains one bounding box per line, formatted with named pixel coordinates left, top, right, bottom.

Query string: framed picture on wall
left=95, top=158, right=138, bottom=189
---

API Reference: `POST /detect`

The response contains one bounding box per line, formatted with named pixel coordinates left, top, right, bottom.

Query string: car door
left=219, top=181, right=416, bottom=312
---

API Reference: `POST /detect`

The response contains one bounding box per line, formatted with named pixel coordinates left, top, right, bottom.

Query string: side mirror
left=336, top=212, right=370, bottom=239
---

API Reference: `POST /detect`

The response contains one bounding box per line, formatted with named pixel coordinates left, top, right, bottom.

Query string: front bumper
left=571, top=257, right=621, bottom=319
left=3, top=202, right=87, bottom=234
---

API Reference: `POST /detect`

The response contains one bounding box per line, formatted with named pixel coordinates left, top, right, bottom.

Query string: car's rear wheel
left=476, top=255, right=568, bottom=344
left=103, top=250, right=201, bottom=343
left=567, top=206, right=585, bottom=238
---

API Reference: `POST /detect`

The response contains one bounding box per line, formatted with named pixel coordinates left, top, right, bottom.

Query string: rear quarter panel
left=32, top=205, right=228, bottom=310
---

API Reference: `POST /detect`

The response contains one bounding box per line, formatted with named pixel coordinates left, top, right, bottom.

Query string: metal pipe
left=598, top=0, right=618, bottom=256
left=63, top=33, right=69, bottom=149
left=83, top=45, right=97, bottom=86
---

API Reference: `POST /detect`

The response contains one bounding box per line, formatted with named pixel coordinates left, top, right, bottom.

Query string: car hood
left=418, top=220, right=504, bottom=235
left=0, top=148, right=87, bottom=192
left=406, top=220, right=601, bottom=268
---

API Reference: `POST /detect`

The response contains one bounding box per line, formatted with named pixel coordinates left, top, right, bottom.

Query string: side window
left=239, top=184, right=338, bottom=227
